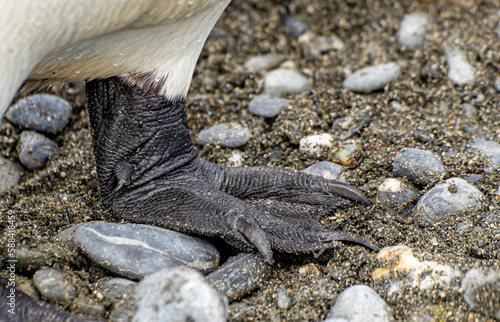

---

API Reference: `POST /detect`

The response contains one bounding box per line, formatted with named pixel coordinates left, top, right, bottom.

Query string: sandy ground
left=1, top=0, right=499, bottom=320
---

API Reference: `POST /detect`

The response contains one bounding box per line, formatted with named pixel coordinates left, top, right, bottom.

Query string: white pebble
left=445, top=45, right=475, bottom=85
left=397, top=13, right=431, bottom=47
left=264, top=69, right=311, bottom=97
left=228, top=150, right=243, bottom=167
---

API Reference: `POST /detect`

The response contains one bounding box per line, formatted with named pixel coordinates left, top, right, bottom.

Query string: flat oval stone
left=397, top=13, right=431, bottom=47
left=343, top=63, right=401, bottom=93
left=207, top=253, right=270, bottom=302
left=299, top=133, right=334, bottom=156
left=248, top=94, right=288, bottom=118
left=414, top=178, right=486, bottom=225
left=329, top=285, right=392, bottom=321
left=33, top=268, right=76, bottom=303
left=198, top=122, right=250, bottom=148
left=5, top=94, right=72, bottom=135
left=244, top=54, right=284, bottom=72
left=17, top=131, right=59, bottom=170
left=75, top=223, right=220, bottom=280
left=0, top=156, right=22, bottom=194
left=445, top=45, right=475, bottom=86
left=264, top=69, right=311, bottom=97
left=303, top=161, right=346, bottom=182
left=133, top=266, right=227, bottom=322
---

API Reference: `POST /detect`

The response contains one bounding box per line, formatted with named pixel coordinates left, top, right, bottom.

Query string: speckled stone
left=75, top=223, right=220, bottom=280
left=299, top=133, right=334, bottom=156
left=414, top=178, right=486, bottom=225
left=329, top=285, right=392, bottom=322
left=33, top=268, right=76, bottom=303
left=264, top=69, right=311, bottom=97
left=207, top=253, right=270, bottom=302
left=445, top=45, right=475, bottom=86
left=393, top=148, right=446, bottom=185
left=5, top=94, right=72, bottom=135
left=306, top=34, right=344, bottom=57
left=461, top=268, right=500, bottom=319
left=303, top=161, right=346, bottom=182
left=397, top=13, right=431, bottom=47
left=17, top=131, right=59, bottom=170
left=343, top=63, right=401, bottom=93
left=198, top=122, right=250, bottom=148
left=248, top=94, right=288, bottom=118
left=97, top=278, right=137, bottom=305
left=133, top=266, right=228, bottom=322
left=0, top=156, right=22, bottom=194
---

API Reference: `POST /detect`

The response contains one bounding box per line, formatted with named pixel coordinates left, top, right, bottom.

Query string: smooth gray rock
left=0, top=156, right=22, bottom=194
left=264, top=69, right=311, bottom=97
left=445, top=45, right=475, bottom=85
left=377, top=178, right=417, bottom=215
left=397, top=13, right=431, bottom=47
left=303, top=161, right=346, bottom=182
left=207, top=253, right=270, bottom=301
left=5, top=94, right=72, bottom=135
left=133, top=266, right=227, bottom=322
left=393, top=148, right=446, bottom=185
left=75, top=223, right=220, bottom=280
left=248, top=94, right=288, bottom=118
left=17, top=131, right=59, bottom=170
left=97, top=278, right=137, bottom=304
left=244, top=54, right=284, bottom=72
left=461, top=268, right=500, bottom=319
left=198, top=122, right=250, bottom=148
left=33, top=268, right=76, bottom=303
left=329, top=285, right=392, bottom=322
left=470, top=138, right=500, bottom=169
left=343, top=63, right=401, bottom=93
left=414, top=178, right=486, bottom=225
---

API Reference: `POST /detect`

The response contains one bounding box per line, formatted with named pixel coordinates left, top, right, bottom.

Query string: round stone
left=17, top=131, right=59, bottom=170
left=303, top=161, right=346, bottom=182
left=299, top=133, right=334, bottom=156
left=393, top=148, right=446, bottom=185
left=33, top=268, right=76, bottom=303
left=445, top=45, right=475, bottom=86
left=397, top=13, right=431, bottom=47
left=264, top=69, right=311, bottom=97
left=248, top=94, right=288, bottom=118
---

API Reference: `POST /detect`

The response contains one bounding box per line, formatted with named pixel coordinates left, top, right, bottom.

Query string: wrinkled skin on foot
left=86, top=78, right=376, bottom=264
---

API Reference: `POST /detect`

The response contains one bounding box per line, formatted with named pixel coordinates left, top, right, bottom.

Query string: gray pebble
left=198, top=122, right=250, bottom=148
left=97, top=278, right=137, bottom=304
left=414, top=178, right=486, bottom=225
left=244, top=54, right=284, bottom=72
left=393, top=148, right=446, bottom=185
left=277, top=289, right=290, bottom=309
left=248, top=95, right=288, bottom=118
left=284, top=16, right=310, bottom=39
left=329, top=285, right=392, bottom=322
left=33, top=268, right=76, bottom=303
left=470, top=137, right=500, bottom=169
left=303, top=161, right=346, bottom=182
left=494, top=76, right=500, bottom=92
left=17, top=131, right=59, bottom=170
left=75, top=223, right=219, bottom=280
left=0, top=156, right=22, bottom=194
left=264, top=69, right=311, bottom=97
left=133, top=266, right=227, bottom=322
left=377, top=178, right=417, bottom=215
left=343, top=63, right=401, bottom=93
left=5, top=94, right=71, bottom=135
left=207, top=253, right=270, bottom=302
left=461, top=268, right=500, bottom=320
left=445, top=45, right=475, bottom=86
left=397, top=13, right=431, bottom=47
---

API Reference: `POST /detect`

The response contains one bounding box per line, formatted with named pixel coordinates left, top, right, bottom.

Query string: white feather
left=0, top=0, right=230, bottom=116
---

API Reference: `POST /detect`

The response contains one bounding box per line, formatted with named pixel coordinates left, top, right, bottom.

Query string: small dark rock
left=207, top=253, right=270, bottom=301
left=17, top=131, right=59, bottom=170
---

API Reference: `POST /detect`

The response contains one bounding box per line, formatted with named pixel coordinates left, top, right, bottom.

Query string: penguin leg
left=85, top=77, right=376, bottom=263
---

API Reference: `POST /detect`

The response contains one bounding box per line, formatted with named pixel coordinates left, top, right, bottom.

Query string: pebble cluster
left=0, top=0, right=499, bottom=321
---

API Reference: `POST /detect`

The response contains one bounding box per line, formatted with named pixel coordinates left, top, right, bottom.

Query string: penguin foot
left=86, top=77, right=376, bottom=263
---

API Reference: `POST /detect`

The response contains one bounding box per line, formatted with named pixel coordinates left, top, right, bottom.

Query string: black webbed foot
left=86, top=77, right=376, bottom=264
